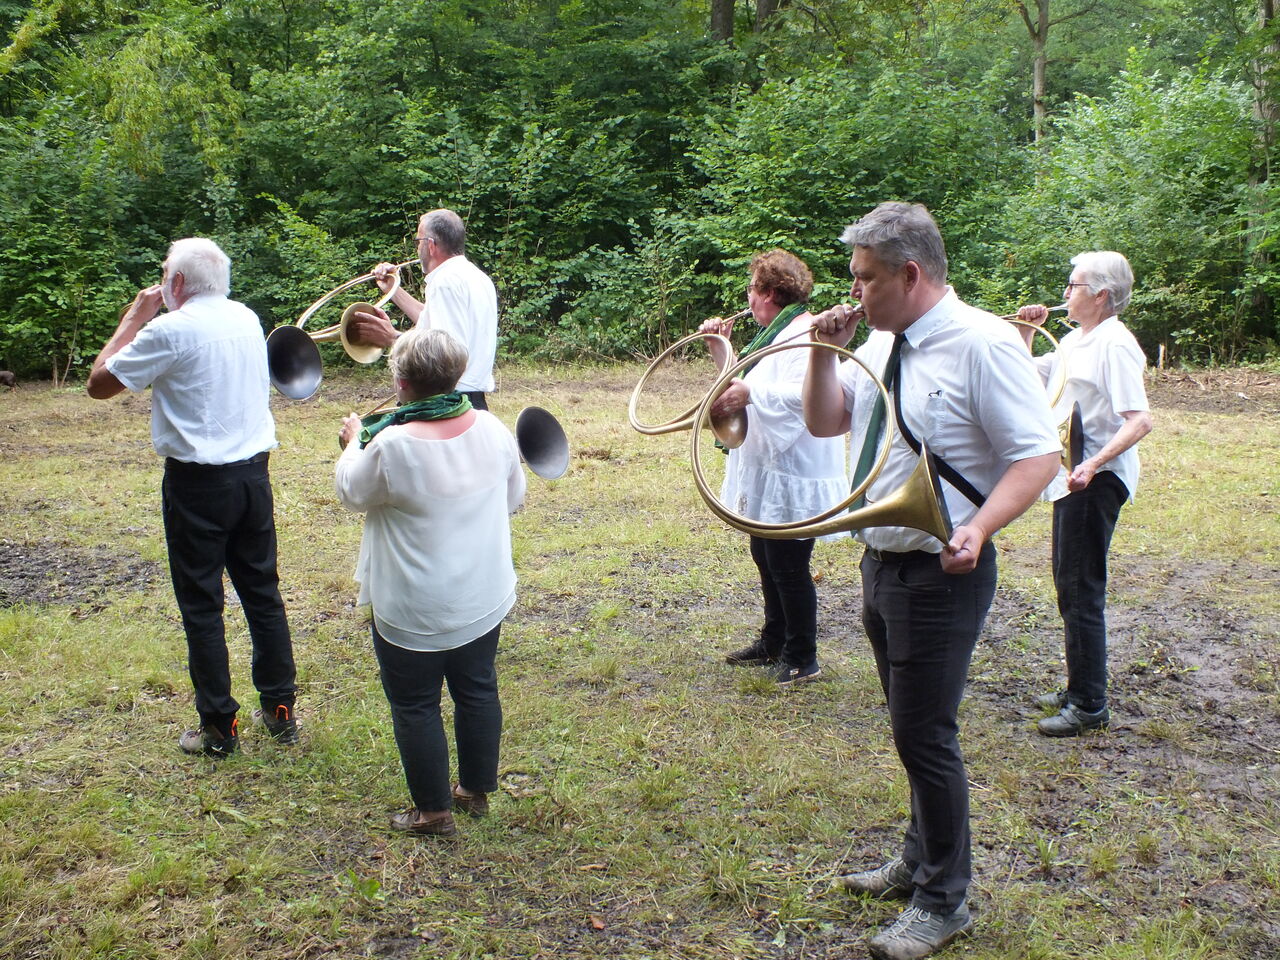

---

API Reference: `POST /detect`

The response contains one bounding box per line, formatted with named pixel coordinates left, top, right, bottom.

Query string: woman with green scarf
left=701, top=250, right=849, bottom=685
left=336, top=328, right=526, bottom=836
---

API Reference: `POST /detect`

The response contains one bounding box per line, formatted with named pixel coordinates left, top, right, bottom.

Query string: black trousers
left=464, top=391, right=488, bottom=411
left=860, top=541, right=997, bottom=913
left=162, top=455, right=296, bottom=736
left=372, top=622, right=503, bottom=812
left=750, top=535, right=818, bottom=667
left=1052, top=471, right=1127, bottom=712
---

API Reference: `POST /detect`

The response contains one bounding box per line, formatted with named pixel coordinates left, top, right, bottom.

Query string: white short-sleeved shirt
left=839, top=288, right=1060, bottom=553
left=417, top=255, right=498, bottom=393
left=1033, top=315, right=1149, bottom=501
left=722, top=317, right=848, bottom=535
left=333, top=411, right=526, bottom=651
left=105, top=294, right=278, bottom=464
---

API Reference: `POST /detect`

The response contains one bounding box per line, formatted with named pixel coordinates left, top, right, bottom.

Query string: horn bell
left=515, top=406, right=570, bottom=480
left=266, top=324, right=323, bottom=400
left=1062, top=401, right=1085, bottom=472
left=339, top=302, right=388, bottom=365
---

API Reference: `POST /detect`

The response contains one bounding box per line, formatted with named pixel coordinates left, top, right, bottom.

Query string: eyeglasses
left=1064, top=281, right=1091, bottom=293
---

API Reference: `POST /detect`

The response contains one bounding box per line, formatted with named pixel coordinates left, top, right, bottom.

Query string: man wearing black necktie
left=802, top=202, right=1060, bottom=960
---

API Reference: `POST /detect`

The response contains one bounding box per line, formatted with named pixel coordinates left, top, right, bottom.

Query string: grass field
left=1, top=361, right=1278, bottom=960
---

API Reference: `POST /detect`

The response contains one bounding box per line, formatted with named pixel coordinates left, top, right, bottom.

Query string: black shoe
left=1036, top=689, right=1067, bottom=711
left=868, top=902, right=974, bottom=960
left=834, top=856, right=914, bottom=899
left=254, top=704, right=299, bottom=745
left=724, top=643, right=778, bottom=666
left=1038, top=702, right=1109, bottom=737
left=775, top=661, right=821, bottom=686
left=179, top=719, right=239, bottom=758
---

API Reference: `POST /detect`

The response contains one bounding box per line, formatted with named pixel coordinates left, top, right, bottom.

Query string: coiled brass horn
left=627, top=309, right=752, bottom=449
left=689, top=338, right=954, bottom=545
left=1006, top=310, right=1086, bottom=472
left=267, top=259, right=418, bottom=400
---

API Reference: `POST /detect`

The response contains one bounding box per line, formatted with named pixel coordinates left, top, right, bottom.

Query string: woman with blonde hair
left=336, top=328, right=525, bottom=835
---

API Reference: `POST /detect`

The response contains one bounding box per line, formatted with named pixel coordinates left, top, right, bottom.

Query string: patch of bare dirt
left=0, top=538, right=163, bottom=609
left=1146, top=368, right=1280, bottom=414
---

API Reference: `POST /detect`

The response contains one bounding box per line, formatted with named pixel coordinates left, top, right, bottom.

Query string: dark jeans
left=1052, top=471, right=1127, bottom=712
left=162, top=455, right=296, bottom=736
left=372, top=622, right=503, bottom=812
left=750, top=535, right=817, bottom=667
left=464, top=391, right=488, bottom=411
left=860, top=541, right=997, bottom=913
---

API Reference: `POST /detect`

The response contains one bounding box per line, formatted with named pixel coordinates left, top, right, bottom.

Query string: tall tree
left=712, top=0, right=734, bottom=40
left=1012, top=0, right=1097, bottom=143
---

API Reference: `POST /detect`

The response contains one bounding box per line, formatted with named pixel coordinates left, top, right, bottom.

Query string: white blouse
left=721, top=317, right=849, bottom=535
left=334, top=411, right=526, bottom=650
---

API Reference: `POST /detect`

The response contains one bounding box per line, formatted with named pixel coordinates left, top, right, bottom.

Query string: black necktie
left=850, top=334, right=905, bottom=509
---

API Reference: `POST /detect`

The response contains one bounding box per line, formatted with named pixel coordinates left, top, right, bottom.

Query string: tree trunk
left=1015, top=0, right=1051, bottom=144
left=755, top=0, right=780, bottom=32
left=1250, top=0, right=1277, bottom=334
left=711, top=0, right=735, bottom=42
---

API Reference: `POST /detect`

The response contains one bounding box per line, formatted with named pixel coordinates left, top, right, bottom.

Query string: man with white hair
left=1016, top=251, right=1153, bottom=737
left=347, top=208, right=498, bottom=409
left=88, top=238, right=298, bottom=758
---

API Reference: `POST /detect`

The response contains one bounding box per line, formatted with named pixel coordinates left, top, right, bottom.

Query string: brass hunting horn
left=627, top=309, right=752, bottom=449
left=1005, top=307, right=1086, bottom=472
left=689, top=338, right=954, bottom=545
left=267, top=259, right=418, bottom=400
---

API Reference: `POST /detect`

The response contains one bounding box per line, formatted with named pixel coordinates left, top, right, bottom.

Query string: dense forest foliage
left=1, top=0, right=1276, bottom=378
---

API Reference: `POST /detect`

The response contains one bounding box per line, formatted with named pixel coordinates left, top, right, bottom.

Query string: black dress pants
left=372, top=623, right=503, bottom=812
left=750, top=535, right=818, bottom=667
left=162, top=455, right=296, bottom=735
left=1052, top=471, right=1127, bottom=712
left=860, top=541, right=997, bottom=913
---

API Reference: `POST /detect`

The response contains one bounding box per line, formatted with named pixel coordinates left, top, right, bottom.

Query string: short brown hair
left=749, top=249, right=814, bottom=307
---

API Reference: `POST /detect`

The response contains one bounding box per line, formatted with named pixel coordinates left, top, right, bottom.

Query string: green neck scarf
left=737, top=302, right=807, bottom=377
left=713, top=302, right=807, bottom=453
left=357, top=391, right=472, bottom=449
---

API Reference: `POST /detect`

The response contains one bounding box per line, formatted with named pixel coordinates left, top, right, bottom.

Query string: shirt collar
left=901, top=286, right=957, bottom=348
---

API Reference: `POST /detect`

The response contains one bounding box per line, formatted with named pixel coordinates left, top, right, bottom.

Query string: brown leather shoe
left=452, top=785, right=490, bottom=818
left=390, top=807, right=457, bottom=836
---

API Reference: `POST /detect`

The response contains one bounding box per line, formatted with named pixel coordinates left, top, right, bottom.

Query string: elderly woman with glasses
left=1016, top=251, right=1153, bottom=737
left=336, top=328, right=525, bottom=835
left=698, top=249, right=849, bottom=685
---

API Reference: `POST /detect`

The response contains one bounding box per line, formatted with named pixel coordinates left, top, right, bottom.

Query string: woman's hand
left=339, top=412, right=362, bottom=450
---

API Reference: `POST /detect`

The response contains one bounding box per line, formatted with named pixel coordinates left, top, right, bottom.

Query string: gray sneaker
left=868, top=902, right=974, bottom=960
left=1037, top=702, right=1109, bottom=737
left=1036, top=689, right=1067, bottom=711
left=833, top=856, right=914, bottom=899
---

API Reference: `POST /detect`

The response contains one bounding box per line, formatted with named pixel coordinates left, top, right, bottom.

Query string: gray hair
left=165, top=238, right=231, bottom=296
left=389, top=327, right=468, bottom=398
left=421, top=209, right=466, bottom=257
left=1070, top=251, right=1134, bottom=314
left=839, top=202, right=948, bottom=285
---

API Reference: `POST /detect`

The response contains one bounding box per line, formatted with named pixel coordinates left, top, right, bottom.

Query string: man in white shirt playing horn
left=347, top=208, right=498, bottom=410
left=88, top=238, right=299, bottom=758
left=1016, top=251, right=1153, bottom=737
left=803, top=202, right=1060, bottom=960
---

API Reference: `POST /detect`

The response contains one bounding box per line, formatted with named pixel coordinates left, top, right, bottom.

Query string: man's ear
left=902, top=261, right=921, bottom=292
